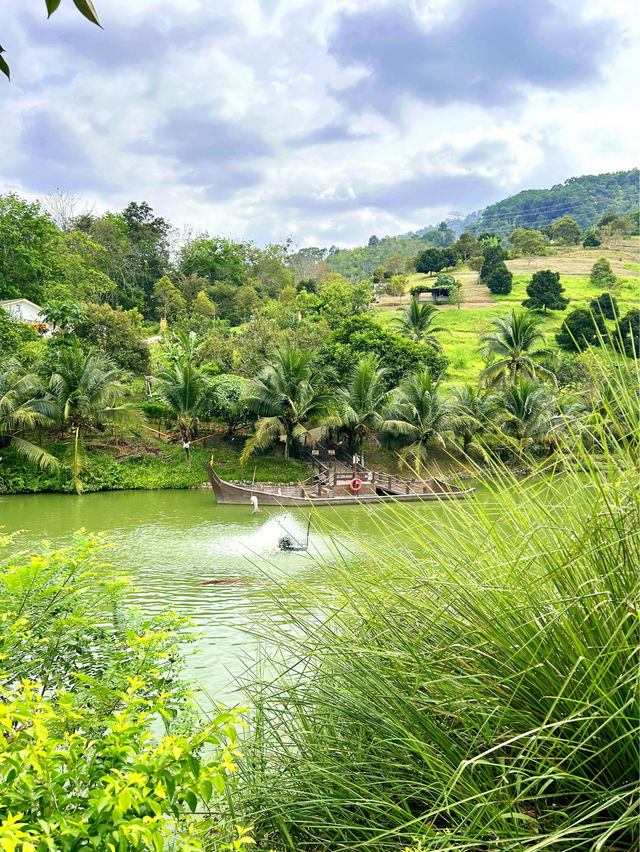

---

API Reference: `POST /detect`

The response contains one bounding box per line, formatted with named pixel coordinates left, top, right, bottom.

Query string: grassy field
left=375, top=242, right=639, bottom=385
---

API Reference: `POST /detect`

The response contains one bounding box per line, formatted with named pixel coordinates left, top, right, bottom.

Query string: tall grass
left=237, top=350, right=639, bottom=850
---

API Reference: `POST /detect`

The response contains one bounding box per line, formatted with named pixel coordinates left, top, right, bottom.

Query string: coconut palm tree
left=155, top=359, right=210, bottom=466
left=337, top=354, right=389, bottom=465
left=44, top=342, right=140, bottom=490
left=240, top=343, right=335, bottom=461
left=382, top=368, right=453, bottom=473
left=479, top=309, right=555, bottom=386
left=391, top=297, right=445, bottom=348
left=495, top=377, right=554, bottom=459
left=449, top=384, right=497, bottom=460
left=0, top=359, right=59, bottom=471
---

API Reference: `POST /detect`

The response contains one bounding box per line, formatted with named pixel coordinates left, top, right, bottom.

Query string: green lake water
left=0, top=486, right=487, bottom=703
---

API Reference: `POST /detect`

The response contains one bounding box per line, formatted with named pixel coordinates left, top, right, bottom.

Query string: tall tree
left=449, top=384, right=496, bottom=460
left=480, top=309, right=555, bottom=385
left=240, top=343, right=334, bottom=461
left=496, top=378, right=554, bottom=458
left=550, top=216, right=582, bottom=245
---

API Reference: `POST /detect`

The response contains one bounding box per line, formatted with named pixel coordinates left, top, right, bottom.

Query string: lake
left=0, top=486, right=485, bottom=703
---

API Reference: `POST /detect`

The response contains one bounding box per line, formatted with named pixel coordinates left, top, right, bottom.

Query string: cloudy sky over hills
left=1, top=0, right=638, bottom=246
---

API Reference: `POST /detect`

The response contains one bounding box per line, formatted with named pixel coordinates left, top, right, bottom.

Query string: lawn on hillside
left=376, top=261, right=638, bottom=385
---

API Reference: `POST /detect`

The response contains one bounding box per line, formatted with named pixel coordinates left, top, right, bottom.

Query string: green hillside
left=471, top=168, right=639, bottom=237
left=316, top=168, right=638, bottom=282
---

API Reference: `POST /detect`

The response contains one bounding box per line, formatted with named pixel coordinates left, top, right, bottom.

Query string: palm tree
left=0, top=359, right=59, bottom=471
left=479, top=309, right=555, bottom=386
left=240, top=343, right=335, bottom=461
left=382, top=368, right=453, bottom=473
left=337, top=354, right=389, bottom=465
left=391, top=297, right=445, bottom=348
left=44, top=342, right=140, bottom=490
left=449, top=384, right=496, bottom=460
left=495, top=378, right=554, bottom=459
left=155, top=359, right=210, bottom=466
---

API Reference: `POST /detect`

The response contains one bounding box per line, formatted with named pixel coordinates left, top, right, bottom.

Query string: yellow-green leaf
left=72, top=0, right=102, bottom=26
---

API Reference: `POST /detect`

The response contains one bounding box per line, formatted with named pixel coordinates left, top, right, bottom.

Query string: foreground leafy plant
left=0, top=534, right=248, bottom=851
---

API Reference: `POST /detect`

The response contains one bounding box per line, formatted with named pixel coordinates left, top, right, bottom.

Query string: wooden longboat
left=206, top=463, right=474, bottom=506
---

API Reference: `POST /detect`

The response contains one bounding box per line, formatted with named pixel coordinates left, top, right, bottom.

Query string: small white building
left=0, top=298, right=47, bottom=326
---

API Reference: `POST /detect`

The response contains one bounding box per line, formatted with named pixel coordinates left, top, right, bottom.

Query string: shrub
left=589, top=292, right=619, bottom=320
left=0, top=536, right=246, bottom=850
left=589, top=257, right=616, bottom=288
left=583, top=228, right=601, bottom=247
left=556, top=307, right=607, bottom=350
left=613, top=308, right=639, bottom=358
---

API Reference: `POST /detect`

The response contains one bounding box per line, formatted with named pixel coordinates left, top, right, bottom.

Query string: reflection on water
left=0, top=486, right=482, bottom=702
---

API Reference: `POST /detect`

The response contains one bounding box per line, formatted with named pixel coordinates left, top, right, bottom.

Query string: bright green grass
left=379, top=273, right=638, bottom=386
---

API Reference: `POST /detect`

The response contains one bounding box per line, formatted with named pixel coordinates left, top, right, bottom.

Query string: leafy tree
left=468, top=255, right=484, bottom=272
left=391, top=297, right=445, bottom=348
left=583, top=229, right=601, bottom=247
left=74, top=302, right=151, bottom=374
left=321, top=315, right=448, bottom=388
left=448, top=280, right=465, bottom=310
left=556, top=308, right=607, bottom=351
left=486, top=263, right=513, bottom=295
left=415, top=248, right=446, bottom=276
left=317, top=276, right=371, bottom=327
left=337, top=354, right=389, bottom=463
left=589, top=292, right=619, bottom=321
left=509, top=227, right=549, bottom=257
left=179, top=236, right=245, bottom=287
left=240, top=343, right=335, bottom=460
left=0, top=194, right=62, bottom=302
left=452, top=231, right=480, bottom=262
left=522, top=270, right=569, bottom=313
left=0, top=307, right=41, bottom=358
left=550, top=215, right=582, bottom=245
left=368, top=235, right=380, bottom=246
left=382, top=369, right=452, bottom=473
left=201, top=373, right=250, bottom=435
left=155, top=348, right=211, bottom=466
left=153, top=275, right=185, bottom=319
left=192, top=290, right=217, bottom=318
left=590, top=257, right=616, bottom=288
left=479, top=245, right=508, bottom=282
left=480, top=309, right=554, bottom=385
left=0, top=359, right=59, bottom=472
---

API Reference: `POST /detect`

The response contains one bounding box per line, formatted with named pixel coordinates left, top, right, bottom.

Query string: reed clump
left=238, top=351, right=639, bottom=851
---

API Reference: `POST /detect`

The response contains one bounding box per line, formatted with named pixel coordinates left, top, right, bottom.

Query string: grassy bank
left=237, top=354, right=639, bottom=850
left=0, top=437, right=307, bottom=494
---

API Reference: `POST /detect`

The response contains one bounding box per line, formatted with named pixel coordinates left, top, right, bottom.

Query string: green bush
left=321, top=315, right=448, bottom=388
left=486, top=262, right=513, bottom=294
left=0, top=534, right=247, bottom=851
left=556, top=308, right=607, bottom=351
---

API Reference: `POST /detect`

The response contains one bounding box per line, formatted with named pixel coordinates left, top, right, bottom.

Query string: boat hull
left=206, top=464, right=474, bottom=506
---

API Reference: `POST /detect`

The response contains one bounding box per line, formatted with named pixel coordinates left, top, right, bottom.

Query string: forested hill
left=470, top=169, right=639, bottom=237
left=323, top=168, right=638, bottom=280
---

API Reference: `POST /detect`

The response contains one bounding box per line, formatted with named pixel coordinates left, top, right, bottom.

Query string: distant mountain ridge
left=324, top=168, right=638, bottom=281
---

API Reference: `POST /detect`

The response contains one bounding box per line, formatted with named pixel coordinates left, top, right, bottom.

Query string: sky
left=1, top=0, right=638, bottom=247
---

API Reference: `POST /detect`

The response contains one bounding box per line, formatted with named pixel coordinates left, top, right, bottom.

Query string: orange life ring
left=349, top=477, right=362, bottom=493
